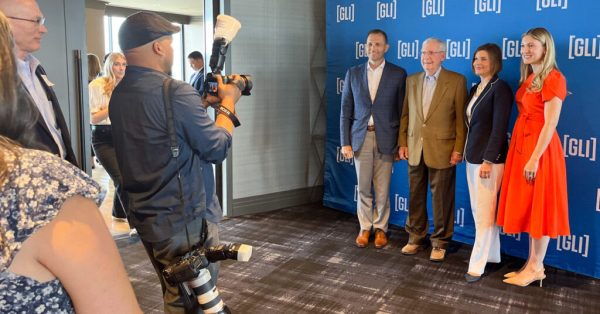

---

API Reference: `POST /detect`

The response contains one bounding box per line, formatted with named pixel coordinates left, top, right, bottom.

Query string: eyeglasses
left=7, top=16, right=45, bottom=26
left=421, top=51, right=443, bottom=56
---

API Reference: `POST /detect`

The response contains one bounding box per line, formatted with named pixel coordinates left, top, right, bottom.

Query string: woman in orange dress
left=496, top=27, right=569, bottom=287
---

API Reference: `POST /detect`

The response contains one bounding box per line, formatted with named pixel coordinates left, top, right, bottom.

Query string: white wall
left=229, top=0, right=326, bottom=202
left=85, top=2, right=105, bottom=59
left=183, top=16, right=205, bottom=81
left=38, top=0, right=89, bottom=170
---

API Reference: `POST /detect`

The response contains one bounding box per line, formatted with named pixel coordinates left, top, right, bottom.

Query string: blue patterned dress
left=0, top=147, right=104, bottom=313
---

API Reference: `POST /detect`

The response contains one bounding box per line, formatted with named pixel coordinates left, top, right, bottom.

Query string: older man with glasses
left=0, top=0, right=78, bottom=166
left=397, top=37, right=467, bottom=262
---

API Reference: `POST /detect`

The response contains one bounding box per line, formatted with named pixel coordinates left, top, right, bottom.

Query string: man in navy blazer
left=188, top=51, right=204, bottom=94
left=340, top=29, right=406, bottom=249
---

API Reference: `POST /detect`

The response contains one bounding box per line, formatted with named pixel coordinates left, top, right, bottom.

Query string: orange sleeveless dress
left=496, top=69, right=569, bottom=239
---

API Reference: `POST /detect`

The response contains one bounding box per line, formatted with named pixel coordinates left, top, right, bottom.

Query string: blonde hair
left=0, top=11, right=19, bottom=187
left=0, top=136, right=19, bottom=187
left=519, top=27, right=558, bottom=92
left=101, top=52, right=126, bottom=96
left=0, top=11, right=17, bottom=111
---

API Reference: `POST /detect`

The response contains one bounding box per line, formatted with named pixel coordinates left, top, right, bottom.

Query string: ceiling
left=103, top=0, right=204, bottom=17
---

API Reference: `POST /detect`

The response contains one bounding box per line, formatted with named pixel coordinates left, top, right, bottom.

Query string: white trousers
left=354, top=131, right=392, bottom=232
left=466, top=162, right=504, bottom=275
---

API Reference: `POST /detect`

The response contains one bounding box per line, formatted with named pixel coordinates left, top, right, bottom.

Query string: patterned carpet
left=116, top=203, right=600, bottom=313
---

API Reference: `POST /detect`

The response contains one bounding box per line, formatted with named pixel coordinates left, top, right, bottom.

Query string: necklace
left=475, top=82, right=487, bottom=96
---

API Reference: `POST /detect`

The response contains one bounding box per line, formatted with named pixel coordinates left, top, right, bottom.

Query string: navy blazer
left=340, top=61, right=406, bottom=155
left=464, top=76, right=513, bottom=164
left=190, top=70, right=204, bottom=94
left=34, top=65, right=78, bottom=167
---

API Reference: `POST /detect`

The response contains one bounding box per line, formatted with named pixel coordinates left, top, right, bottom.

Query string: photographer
left=108, top=11, right=241, bottom=313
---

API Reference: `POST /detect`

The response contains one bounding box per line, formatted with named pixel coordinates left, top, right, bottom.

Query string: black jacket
left=109, top=66, right=231, bottom=242
left=464, top=76, right=513, bottom=164
left=33, top=65, right=78, bottom=166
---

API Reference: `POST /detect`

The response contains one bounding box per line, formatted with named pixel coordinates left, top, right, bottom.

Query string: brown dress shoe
left=355, top=230, right=370, bottom=248
left=430, top=247, right=446, bottom=262
left=401, top=243, right=425, bottom=255
left=374, top=229, right=388, bottom=249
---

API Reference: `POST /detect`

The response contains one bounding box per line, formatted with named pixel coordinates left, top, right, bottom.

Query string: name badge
left=40, top=74, right=55, bottom=87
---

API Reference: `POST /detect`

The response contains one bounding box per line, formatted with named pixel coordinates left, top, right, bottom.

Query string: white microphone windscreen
left=214, top=15, right=241, bottom=44
left=236, top=244, right=252, bottom=262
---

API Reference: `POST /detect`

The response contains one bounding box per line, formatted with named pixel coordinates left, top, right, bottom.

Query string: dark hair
left=367, top=29, right=388, bottom=44
left=188, top=51, right=203, bottom=60
left=472, top=43, right=503, bottom=76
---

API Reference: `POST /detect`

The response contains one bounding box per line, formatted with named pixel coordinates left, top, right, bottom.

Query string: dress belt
left=516, top=113, right=544, bottom=154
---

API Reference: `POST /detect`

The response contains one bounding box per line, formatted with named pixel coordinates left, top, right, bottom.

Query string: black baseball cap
left=118, top=11, right=181, bottom=51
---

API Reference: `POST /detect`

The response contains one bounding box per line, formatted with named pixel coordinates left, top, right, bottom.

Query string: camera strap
left=162, top=79, right=185, bottom=205
left=214, top=104, right=241, bottom=127
left=162, top=78, right=180, bottom=158
left=162, top=78, right=199, bottom=312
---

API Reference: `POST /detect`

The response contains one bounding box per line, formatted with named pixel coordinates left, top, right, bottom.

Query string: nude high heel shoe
left=504, top=267, right=544, bottom=278
left=504, top=267, right=524, bottom=278
left=503, top=269, right=546, bottom=287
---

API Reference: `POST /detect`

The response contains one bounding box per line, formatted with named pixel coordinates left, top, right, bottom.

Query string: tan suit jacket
left=399, top=67, right=467, bottom=169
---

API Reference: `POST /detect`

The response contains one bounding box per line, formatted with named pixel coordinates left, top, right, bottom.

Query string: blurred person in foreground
left=0, top=10, right=141, bottom=313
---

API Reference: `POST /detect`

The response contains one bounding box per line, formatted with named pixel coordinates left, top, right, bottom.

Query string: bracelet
left=214, top=105, right=241, bottom=127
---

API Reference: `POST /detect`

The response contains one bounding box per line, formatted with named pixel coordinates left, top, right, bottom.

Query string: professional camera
left=203, top=15, right=253, bottom=97
left=163, top=243, right=252, bottom=314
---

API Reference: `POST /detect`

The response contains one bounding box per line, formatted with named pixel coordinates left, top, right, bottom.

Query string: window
left=103, top=15, right=184, bottom=80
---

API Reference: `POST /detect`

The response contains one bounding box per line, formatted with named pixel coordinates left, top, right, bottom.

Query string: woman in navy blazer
left=463, top=43, right=513, bottom=283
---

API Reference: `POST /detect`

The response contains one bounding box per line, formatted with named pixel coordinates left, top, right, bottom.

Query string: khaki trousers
left=353, top=131, right=393, bottom=232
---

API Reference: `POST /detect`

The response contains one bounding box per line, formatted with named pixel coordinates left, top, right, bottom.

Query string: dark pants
left=142, top=218, right=220, bottom=314
left=405, top=155, right=456, bottom=249
left=92, top=125, right=127, bottom=219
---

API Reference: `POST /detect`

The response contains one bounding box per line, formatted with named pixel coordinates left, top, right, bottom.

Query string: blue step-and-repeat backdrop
left=324, top=0, right=600, bottom=278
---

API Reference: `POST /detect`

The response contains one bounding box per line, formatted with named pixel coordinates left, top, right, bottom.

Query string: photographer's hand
left=205, top=75, right=242, bottom=134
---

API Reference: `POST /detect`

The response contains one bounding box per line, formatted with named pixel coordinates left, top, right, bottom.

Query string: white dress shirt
left=17, top=54, right=66, bottom=158
left=367, top=60, right=385, bottom=126
left=422, top=66, right=441, bottom=118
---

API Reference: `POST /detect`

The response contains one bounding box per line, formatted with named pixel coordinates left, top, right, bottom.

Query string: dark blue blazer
left=190, top=70, right=204, bottom=94
left=464, top=76, right=513, bottom=164
left=34, top=66, right=78, bottom=167
left=340, top=61, right=406, bottom=155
